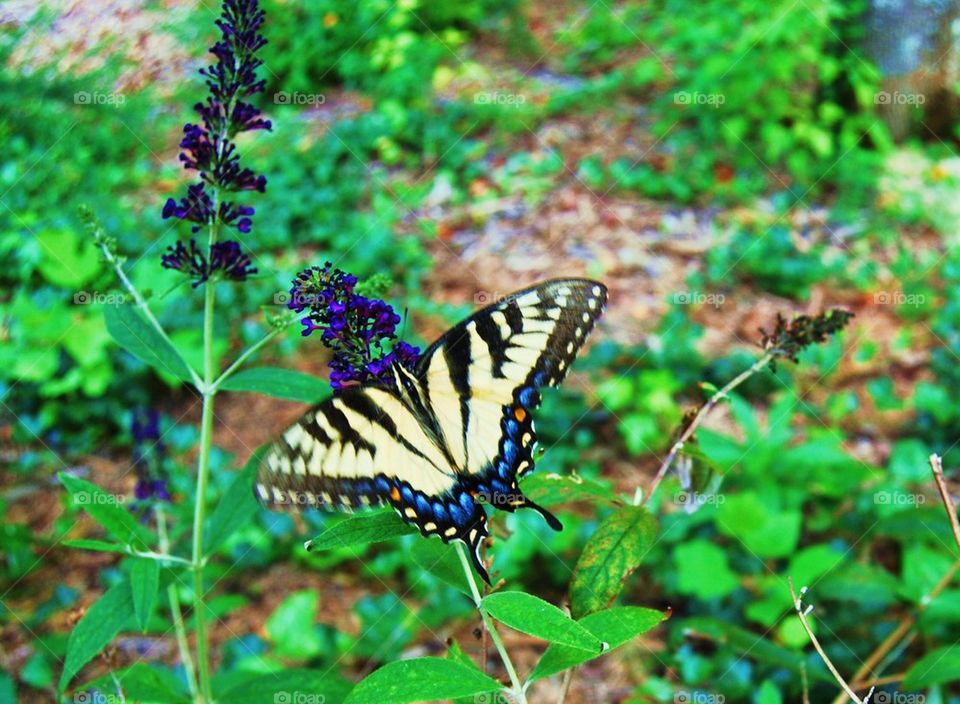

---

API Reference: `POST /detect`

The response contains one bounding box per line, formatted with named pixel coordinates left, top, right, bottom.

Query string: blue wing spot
left=505, top=419, right=519, bottom=436
left=375, top=477, right=390, bottom=494
left=503, top=442, right=519, bottom=465
left=432, top=502, right=448, bottom=524
left=415, top=494, right=431, bottom=515
left=519, top=387, right=538, bottom=407
left=533, top=371, right=548, bottom=386
left=459, top=491, right=474, bottom=513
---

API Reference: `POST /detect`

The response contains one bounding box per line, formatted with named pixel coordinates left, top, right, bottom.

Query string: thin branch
left=930, top=453, right=960, bottom=552
left=209, top=317, right=294, bottom=394
left=455, top=543, right=527, bottom=704
left=831, top=454, right=960, bottom=704
left=155, top=507, right=198, bottom=698
left=788, top=578, right=871, bottom=704
left=641, top=352, right=773, bottom=506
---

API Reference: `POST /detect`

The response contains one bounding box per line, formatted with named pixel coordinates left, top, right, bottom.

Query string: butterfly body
left=256, top=278, right=607, bottom=582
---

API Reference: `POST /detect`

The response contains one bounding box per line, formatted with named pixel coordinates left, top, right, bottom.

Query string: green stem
left=191, top=210, right=219, bottom=703
left=455, top=543, right=527, bottom=704
left=156, top=507, right=198, bottom=698
left=208, top=319, right=293, bottom=394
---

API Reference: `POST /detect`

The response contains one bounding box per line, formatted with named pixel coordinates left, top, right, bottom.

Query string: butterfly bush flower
left=130, top=409, right=171, bottom=515
left=289, top=263, right=421, bottom=390
left=162, top=239, right=257, bottom=286
left=161, top=0, right=269, bottom=282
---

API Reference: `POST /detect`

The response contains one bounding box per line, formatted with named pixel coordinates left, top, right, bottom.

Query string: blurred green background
left=2, top=0, right=960, bottom=702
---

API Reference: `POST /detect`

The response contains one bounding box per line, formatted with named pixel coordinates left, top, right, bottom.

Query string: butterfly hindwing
left=255, top=387, right=490, bottom=577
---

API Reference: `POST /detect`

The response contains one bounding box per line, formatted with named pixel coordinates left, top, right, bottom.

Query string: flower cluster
left=162, top=239, right=257, bottom=286
left=289, top=263, right=421, bottom=390
left=130, top=409, right=171, bottom=514
left=161, top=0, right=268, bottom=280
left=760, top=309, right=855, bottom=370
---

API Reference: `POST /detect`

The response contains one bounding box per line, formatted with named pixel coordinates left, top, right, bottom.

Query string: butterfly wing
left=414, top=278, right=608, bottom=524
left=255, top=385, right=491, bottom=579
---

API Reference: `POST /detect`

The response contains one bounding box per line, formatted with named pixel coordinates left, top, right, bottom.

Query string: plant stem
left=831, top=454, right=960, bottom=704
left=788, top=578, right=869, bottom=704
left=190, top=210, right=219, bottom=703
left=208, top=319, right=293, bottom=393
left=455, top=543, right=527, bottom=704
left=156, top=507, right=198, bottom=698
left=641, top=352, right=773, bottom=506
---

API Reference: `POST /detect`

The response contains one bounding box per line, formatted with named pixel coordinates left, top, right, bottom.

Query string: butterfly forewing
left=414, top=279, right=607, bottom=513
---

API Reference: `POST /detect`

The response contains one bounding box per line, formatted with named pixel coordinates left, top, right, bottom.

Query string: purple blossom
left=130, top=409, right=171, bottom=515
left=290, top=263, right=420, bottom=390
left=162, top=238, right=257, bottom=286
left=161, top=0, right=270, bottom=237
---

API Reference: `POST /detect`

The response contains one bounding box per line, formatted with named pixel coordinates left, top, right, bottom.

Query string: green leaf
left=904, top=644, right=960, bottom=688
left=220, top=366, right=330, bottom=403
left=266, top=590, right=323, bottom=660
left=674, top=540, right=740, bottom=599
left=482, top=592, right=601, bottom=651
left=63, top=539, right=129, bottom=554
left=530, top=606, right=667, bottom=681
left=37, top=228, right=101, bottom=288
left=409, top=538, right=469, bottom=594
left=520, top=472, right=616, bottom=506
left=569, top=505, right=657, bottom=618
left=717, top=492, right=801, bottom=558
left=59, top=473, right=152, bottom=550
left=344, top=658, right=503, bottom=704
left=305, top=510, right=417, bottom=551
left=82, top=664, right=190, bottom=703
left=104, top=303, right=194, bottom=381
left=130, top=558, right=159, bottom=632
left=59, top=580, right=135, bottom=692
left=204, top=446, right=268, bottom=555
left=218, top=669, right=353, bottom=704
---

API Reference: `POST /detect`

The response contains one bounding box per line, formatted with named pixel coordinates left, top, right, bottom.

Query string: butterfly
left=255, top=278, right=608, bottom=583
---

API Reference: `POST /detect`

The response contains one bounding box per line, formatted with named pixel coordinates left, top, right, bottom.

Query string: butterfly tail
left=522, top=497, right=563, bottom=531
left=464, top=520, right=491, bottom=585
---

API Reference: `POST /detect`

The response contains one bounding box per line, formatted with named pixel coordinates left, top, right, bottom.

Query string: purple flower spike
left=161, top=0, right=270, bottom=239
left=289, top=263, right=420, bottom=390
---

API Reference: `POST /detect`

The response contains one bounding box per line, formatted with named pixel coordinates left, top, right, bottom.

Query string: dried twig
left=831, top=453, right=960, bottom=704
left=788, top=578, right=872, bottom=704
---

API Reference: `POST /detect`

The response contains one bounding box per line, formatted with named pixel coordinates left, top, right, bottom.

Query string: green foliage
left=569, top=505, right=657, bottom=618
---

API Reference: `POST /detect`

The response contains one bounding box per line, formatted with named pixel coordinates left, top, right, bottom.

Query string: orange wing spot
left=514, top=407, right=527, bottom=422
left=389, top=486, right=401, bottom=502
